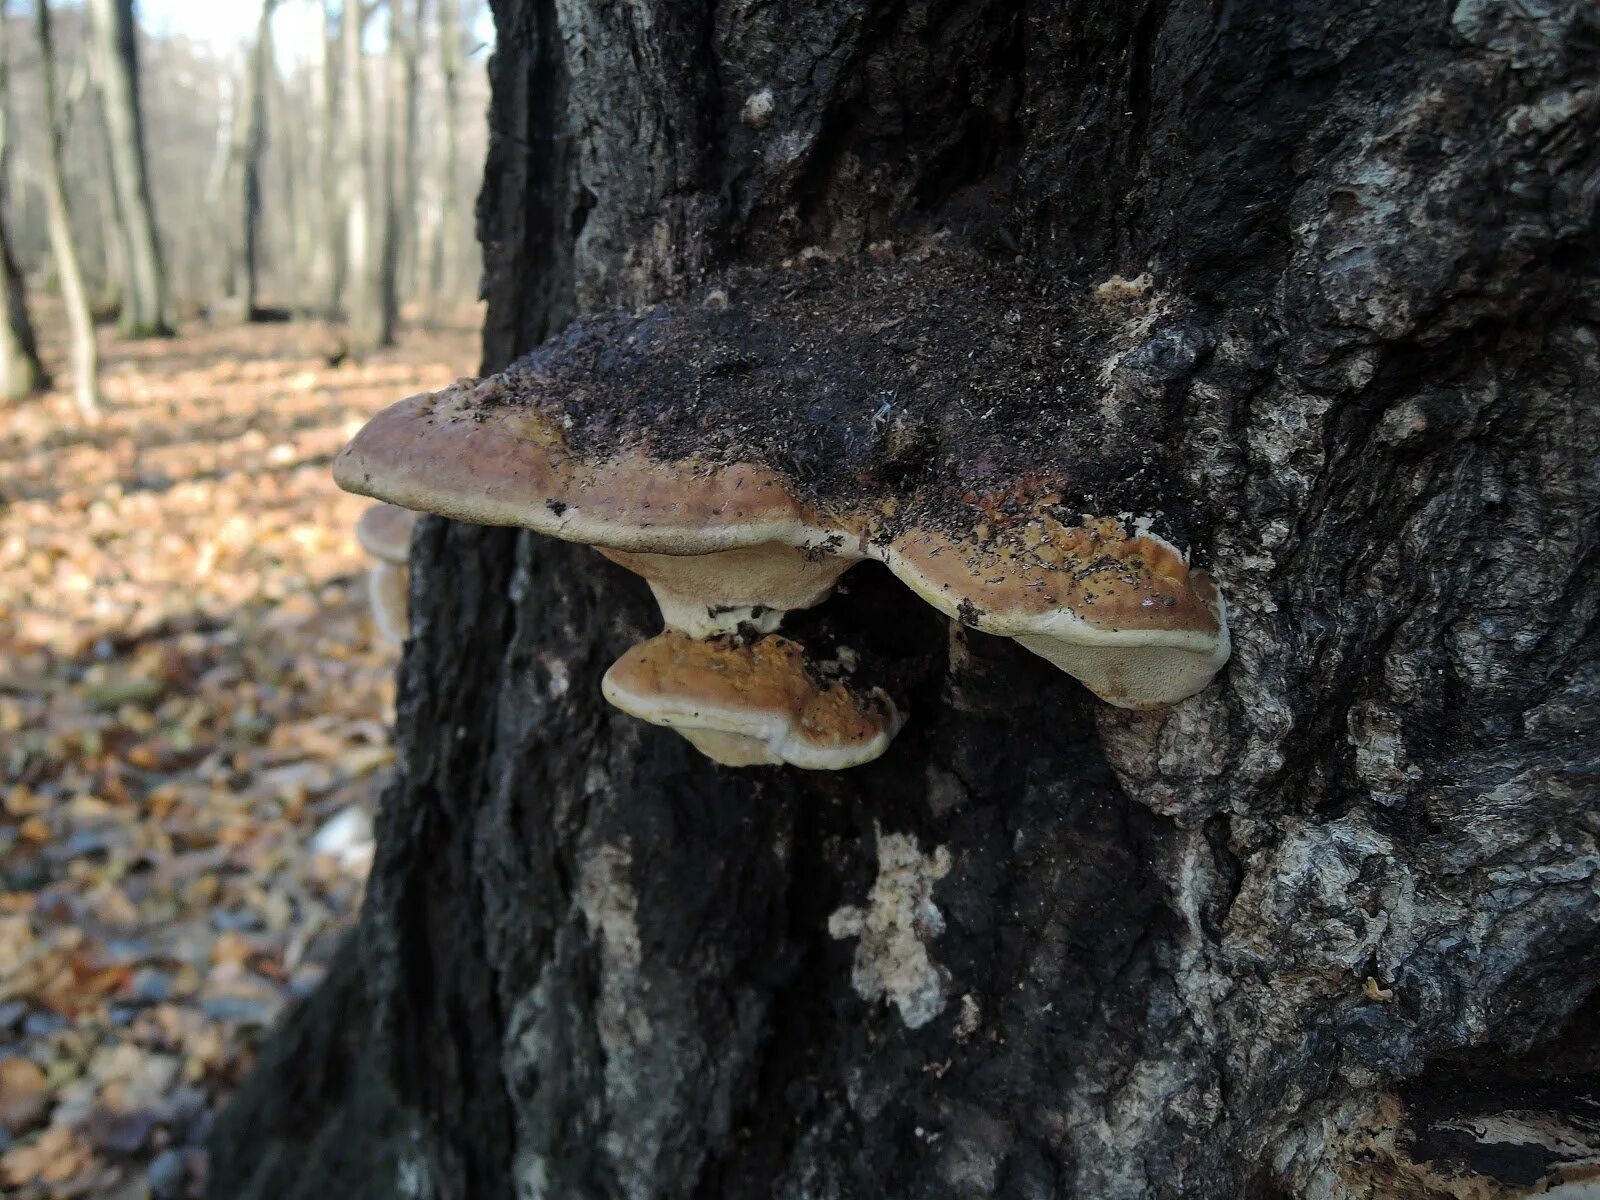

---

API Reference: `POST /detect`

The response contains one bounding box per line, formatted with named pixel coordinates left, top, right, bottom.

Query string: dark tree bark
left=211, top=2, right=1600, bottom=1198
left=86, top=0, right=169, bottom=337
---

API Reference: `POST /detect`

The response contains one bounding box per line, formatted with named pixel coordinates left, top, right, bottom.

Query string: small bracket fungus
left=879, top=514, right=1228, bottom=709
left=601, top=632, right=904, bottom=769
left=354, top=502, right=420, bottom=644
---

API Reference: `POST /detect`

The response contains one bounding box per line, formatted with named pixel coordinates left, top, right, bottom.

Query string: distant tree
left=424, top=0, right=461, bottom=322
left=341, top=0, right=387, bottom=353
left=85, top=0, right=168, bottom=336
left=222, top=0, right=281, bottom=320
left=379, top=0, right=421, bottom=337
left=311, top=0, right=344, bottom=319
left=0, top=1, right=47, bottom=401
left=35, top=0, right=99, bottom=419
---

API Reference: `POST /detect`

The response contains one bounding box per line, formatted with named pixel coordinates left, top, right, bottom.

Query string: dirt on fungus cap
left=600, top=632, right=903, bottom=770
left=355, top=502, right=420, bottom=564
left=333, top=378, right=852, bottom=556
left=875, top=514, right=1228, bottom=709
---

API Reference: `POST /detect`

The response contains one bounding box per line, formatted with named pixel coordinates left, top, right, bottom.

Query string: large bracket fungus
left=334, top=245, right=1231, bottom=760
left=335, top=376, right=861, bottom=638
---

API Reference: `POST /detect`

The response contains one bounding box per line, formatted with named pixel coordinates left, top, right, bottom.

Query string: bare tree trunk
left=211, top=3, right=1600, bottom=1199
left=312, top=0, right=344, bottom=320
left=272, top=23, right=313, bottom=314
left=380, top=0, right=421, bottom=336
left=342, top=0, right=385, bottom=353
left=0, top=218, right=42, bottom=401
left=221, top=0, right=281, bottom=319
left=85, top=0, right=169, bottom=337
left=36, top=0, right=99, bottom=420
left=0, top=8, right=46, bottom=401
left=425, top=0, right=460, bottom=322
left=85, top=90, right=126, bottom=317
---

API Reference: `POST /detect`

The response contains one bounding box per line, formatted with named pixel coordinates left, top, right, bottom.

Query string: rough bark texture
left=211, top=1, right=1600, bottom=1198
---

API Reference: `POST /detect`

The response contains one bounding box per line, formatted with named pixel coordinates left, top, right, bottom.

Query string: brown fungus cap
left=355, top=502, right=420, bottom=564
left=334, top=380, right=864, bottom=634
left=334, top=378, right=852, bottom=555
left=601, top=632, right=904, bottom=770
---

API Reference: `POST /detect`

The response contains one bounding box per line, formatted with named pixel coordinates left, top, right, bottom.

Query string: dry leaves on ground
left=0, top=316, right=477, bottom=1199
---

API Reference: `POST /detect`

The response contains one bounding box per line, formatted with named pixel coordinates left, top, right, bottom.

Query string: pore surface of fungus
left=601, top=632, right=903, bottom=769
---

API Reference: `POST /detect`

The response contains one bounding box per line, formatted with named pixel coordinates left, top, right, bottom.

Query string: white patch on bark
left=576, top=843, right=653, bottom=1093
left=742, top=87, right=775, bottom=126
left=828, top=830, right=952, bottom=1028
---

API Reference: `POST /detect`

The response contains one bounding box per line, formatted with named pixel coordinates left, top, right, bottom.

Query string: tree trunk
left=222, top=0, right=280, bottom=319
left=35, top=0, right=99, bottom=420
left=0, top=214, right=43, bottom=401
left=378, top=0, right=420, bottom=341
left=342, top=0, right=388, bottom=354
left=210, top=2, right=1600, bottom=1198
left=424, top=0, right=461, bottom=322
left=85, top=0, right=169, bottom=337
left=0, top=11, right=46, bottom=401
left=310, top=0, right=344, bottom=320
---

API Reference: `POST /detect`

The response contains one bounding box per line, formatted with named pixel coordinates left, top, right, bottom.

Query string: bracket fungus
left=601, top=632, right=903, bottom=769
left=334, top=377, right=861, bottom=637
left=354, top=502, right=420, bottom=644
left=880, top=514, right=1227, bottom=709
left=333, top=243, right=1231, bottom=757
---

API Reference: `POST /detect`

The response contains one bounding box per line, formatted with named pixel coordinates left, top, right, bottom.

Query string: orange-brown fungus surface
left=607, top=633, right=893, bottom=749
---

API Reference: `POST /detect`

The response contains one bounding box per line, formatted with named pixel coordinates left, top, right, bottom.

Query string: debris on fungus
left=600, top=631, right=903, bottom=769
left=354, top=502, right=419, bottom=644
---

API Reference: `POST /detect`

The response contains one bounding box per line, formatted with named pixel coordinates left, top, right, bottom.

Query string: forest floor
left=0, top=316, right=479, bottom=1199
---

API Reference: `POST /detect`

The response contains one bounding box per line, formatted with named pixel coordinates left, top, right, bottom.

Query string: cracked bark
left=210, top=1, right=1600, bottom=1198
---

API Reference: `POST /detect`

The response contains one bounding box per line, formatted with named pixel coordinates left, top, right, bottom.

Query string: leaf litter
left=0, top=318, right=478, bottom=1199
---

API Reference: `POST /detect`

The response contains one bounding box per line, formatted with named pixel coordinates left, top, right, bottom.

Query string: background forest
left=0, top=4, right=490, bottom=1197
